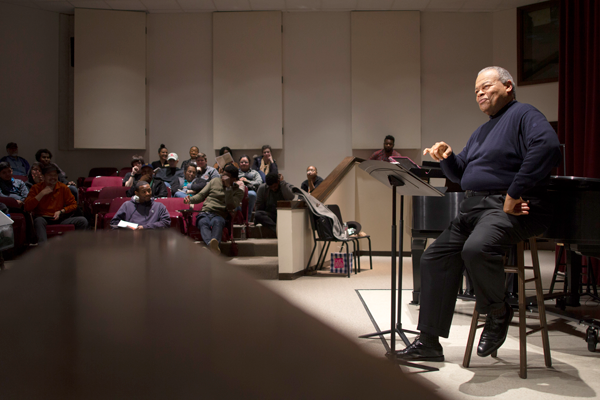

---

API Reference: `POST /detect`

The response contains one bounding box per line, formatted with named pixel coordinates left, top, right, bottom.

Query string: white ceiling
left=1, top=0, right=546, bottom=15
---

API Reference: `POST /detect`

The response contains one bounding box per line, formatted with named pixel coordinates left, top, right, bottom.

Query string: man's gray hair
left=478, top=66, right=517, bottom=100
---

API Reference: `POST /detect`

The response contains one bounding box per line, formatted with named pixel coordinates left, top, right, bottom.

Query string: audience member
left=151, top=144, right=169, bottom=169
left=32, top=148, right=78, bottom=200
left=237, top=155, right=261, bottom=221
left=155, top=153, right=183, bottom=187
left=110, top=181, right=171, bottom=229
left=122, top=155, right=145, bottom=187
left=369, top=135, right=401, bottom=162
left=213, top=146, right=239, bottom=170
left=0, top=162, right=29, bottom=205
left=26, top=162, right=44, bottom=189
left=172, top=163, right=199, bottom=198
left=301, top=166, right=323, bottom=194
left=184, top=164, right=244, bottom=254
left=180, top=146, right=199, bottom=172
left=125, top=164, right=168, bottom=198
left=255, top=172, right=294, bottom=233
left=252, top=145, right=278, bottom=177
left=196, top=153, right=220, bottom=182
left=0, top=142, right=30, bottom=176
left=24, top=165, right=88, bottom=243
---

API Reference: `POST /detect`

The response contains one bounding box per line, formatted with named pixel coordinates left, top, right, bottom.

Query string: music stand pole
left=359, top=176, right=438, bottom=372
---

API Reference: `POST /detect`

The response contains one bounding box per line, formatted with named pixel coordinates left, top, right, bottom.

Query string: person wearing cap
left=0, top=142, right=30, bottom=176
left=24, top=165, right=88, bottom=243
left=254, top=172, right=294, bottom=234
left=122, top=155, right=145, bottom=187
left=155, top=152, right=183, bottom=188
left=125, top=164, right=168, bottom=198
left=184, top=164, right=244, bottom=254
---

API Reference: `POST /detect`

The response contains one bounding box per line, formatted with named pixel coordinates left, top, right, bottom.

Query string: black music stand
left=357, top=161, right=443, bottom=371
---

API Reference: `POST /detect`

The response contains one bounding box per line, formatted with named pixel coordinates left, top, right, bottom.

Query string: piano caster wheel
left=586, top=327, right=598, bottom=352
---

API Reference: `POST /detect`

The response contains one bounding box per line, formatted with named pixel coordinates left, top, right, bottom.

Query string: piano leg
left=566, top=245, right=582, bottom=307
left=410, top=238, right=427, bottom=305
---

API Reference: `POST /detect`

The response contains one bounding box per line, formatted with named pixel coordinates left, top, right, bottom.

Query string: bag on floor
left=330, top=252, right=352, bottom=274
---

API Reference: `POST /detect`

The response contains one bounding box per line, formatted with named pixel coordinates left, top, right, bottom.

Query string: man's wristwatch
left=60, top=209, right=65, bottom=214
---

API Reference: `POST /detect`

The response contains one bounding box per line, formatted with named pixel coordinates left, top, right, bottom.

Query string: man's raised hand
left=423, top=142, right=453, bottom=162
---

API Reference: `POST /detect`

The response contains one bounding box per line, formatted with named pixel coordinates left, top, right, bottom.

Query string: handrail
left=310, top=156, right=364, bottom=202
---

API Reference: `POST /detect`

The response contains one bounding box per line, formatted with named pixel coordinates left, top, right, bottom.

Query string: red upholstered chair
left=12, top=175, right=27, bottom=182
left=119, top=167, right=132, bottom=178
left=101, top=197, right=131, bottom=229
left=154, top=198, right=185, bottom=230
left=91, top=186, right=130, bottom=229
left=88, top=167, right=118, bottom=177
left=83, top=176, right=125, bottom=213
left=45, top=224, right=75, bottom=239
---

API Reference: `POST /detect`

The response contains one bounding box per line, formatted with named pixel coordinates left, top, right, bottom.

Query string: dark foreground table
left=0, top=230, right=444, bottom=399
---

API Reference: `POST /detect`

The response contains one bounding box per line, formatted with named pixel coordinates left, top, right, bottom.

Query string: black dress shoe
left=396, top=337, right=444, bottom=362
left=477, top=304, right=514, bottom=357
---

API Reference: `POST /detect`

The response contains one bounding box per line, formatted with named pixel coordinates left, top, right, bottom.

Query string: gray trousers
left=417, top=194, right=549, bottom=338
left=34, top=216, right=88, bottom=243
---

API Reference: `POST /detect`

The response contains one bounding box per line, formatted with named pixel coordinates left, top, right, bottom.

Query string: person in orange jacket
left=24, top=165, right=88, bottom=243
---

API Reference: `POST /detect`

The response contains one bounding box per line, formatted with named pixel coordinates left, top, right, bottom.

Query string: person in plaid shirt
left=369, top=135, right=401, bottom=162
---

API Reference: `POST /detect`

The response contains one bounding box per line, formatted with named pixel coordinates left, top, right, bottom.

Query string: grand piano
left=409, top=163, right=600, bottom=351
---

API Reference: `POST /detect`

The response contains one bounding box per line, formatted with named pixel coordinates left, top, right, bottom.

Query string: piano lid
left=549, top=176, right=600, bottom=191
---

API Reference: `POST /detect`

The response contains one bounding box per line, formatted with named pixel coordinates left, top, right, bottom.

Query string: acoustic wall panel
left=351, top=11, right=421, bottom=149
left=213, top=11, right=282, bottom=150
left=74, top=9, right=146, bottom=149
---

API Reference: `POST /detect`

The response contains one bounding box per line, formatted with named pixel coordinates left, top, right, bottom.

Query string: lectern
left=358, top=160, right=443, bottom=370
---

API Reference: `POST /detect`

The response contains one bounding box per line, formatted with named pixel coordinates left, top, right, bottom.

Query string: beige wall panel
left=493, top=9, right=558, bottom=121
left=147, top=13, right=213, bottom=165
left=282, top=12, right=352, bottom=187
left=74, top=9, right=146, bottom=149
left=351, top=11, right=421, bottom=150
left=213, top=11, right=282, bottom=150
left=421, top=13, right=492, bottom=154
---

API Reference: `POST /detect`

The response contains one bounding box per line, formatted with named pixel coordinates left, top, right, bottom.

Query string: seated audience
left=123, top=155, right=145, bottom=187
left=155, top=153, right=183, bottom=187
left=252, top=145, right=278, bottom=177
left=213, top=146, right=239, bottom=171
left=180, top=146, right=199, bottom=172
left=196, top=152, right=220, bottom=182
left=301, top=166, right=323, bottom=194
left=110, top=181, right=171, bottom=229
left=184, top=164, right=244, bottom=254
left=0, top=142, right=30, bottom=176
left=369, top=135, right=401, bottom=162
left=32, top=148, right=78, bottom=200
left=24, top=165, right=88, bottom=243
left=255, top=172, right=294, bottom=233
left=125, top=164, right=168, bottom=198
left=0, top=161, right=29, bottom=205
left=237, top=155, right=262, bottom=221
left=26, top=162, right=44, bottom=189
left=151, top=144, right=169, bottom=169
left=172, top=163, right=199, bottom=198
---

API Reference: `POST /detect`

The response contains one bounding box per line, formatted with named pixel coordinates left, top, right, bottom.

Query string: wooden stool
left=463, top=238, right=552, bottom=379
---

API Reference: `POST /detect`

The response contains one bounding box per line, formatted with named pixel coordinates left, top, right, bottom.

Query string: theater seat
left=0, top=197, right=28, bottom=249
left=101, top=197, right=131, bottom=229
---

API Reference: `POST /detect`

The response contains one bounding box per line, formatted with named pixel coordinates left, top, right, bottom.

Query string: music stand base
left=386, top=352, right=440, bottom=372
left=359, top=326, right=419, bottom=348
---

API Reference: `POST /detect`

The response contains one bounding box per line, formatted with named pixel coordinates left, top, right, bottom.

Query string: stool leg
left=517, top=241, right=527, bottom=379
left=463, top=307, right=480, bottom=368
left=530, top=238, right=552, bottom=368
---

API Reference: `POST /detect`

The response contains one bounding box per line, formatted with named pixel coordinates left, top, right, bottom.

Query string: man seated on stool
left=110, top=181, right=170, bottom=230
left=24, top=165, right=88, bottom=243
left=396, top=66, right=561, bottom=362
left=184, top=164, right=244, bottom=254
